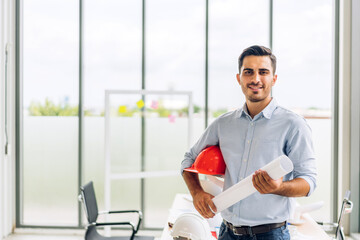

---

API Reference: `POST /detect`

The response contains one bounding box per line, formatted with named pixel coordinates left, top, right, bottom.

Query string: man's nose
left=252, top=73, right=261, bottom=83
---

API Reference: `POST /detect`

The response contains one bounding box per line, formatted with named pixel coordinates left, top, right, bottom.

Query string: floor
left=4, top=228, right=359, bottom=240
left=4, top=228, right=163, bottom=240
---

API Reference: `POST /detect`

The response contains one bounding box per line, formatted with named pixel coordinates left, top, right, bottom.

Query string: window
left=82, top=0, right=143, bottom=222
left=21, top=0, right=79, bottom=226
left=145, top=0, right=205, bottom=227
left=208, top=0, right=269, bottom=119
left=17, top=0, right=335, bottom=229
left=273, top=0, right=332, bottom=222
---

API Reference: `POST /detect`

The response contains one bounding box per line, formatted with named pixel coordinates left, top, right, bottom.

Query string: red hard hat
left=184, top=145, right=226, bottom=175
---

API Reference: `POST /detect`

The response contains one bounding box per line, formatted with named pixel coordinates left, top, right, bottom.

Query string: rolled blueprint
left=212, top=155, right=294, bottom=213
left=206, top=175, right=225, bottom=189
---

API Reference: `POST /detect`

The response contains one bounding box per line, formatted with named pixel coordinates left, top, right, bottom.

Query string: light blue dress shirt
left=181, top=98, right=317, bottom=226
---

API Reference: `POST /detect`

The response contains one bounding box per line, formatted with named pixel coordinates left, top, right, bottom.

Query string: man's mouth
left=248, top=85, right=263, bottom=90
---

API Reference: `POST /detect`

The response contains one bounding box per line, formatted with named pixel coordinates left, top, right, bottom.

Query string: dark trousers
left=218, top=222, right=290, bottom=240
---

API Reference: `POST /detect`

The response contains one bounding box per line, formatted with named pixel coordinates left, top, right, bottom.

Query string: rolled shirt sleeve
left=285, top=117, right=317, bottom=196
left=181, top=118, right=220, bottom=175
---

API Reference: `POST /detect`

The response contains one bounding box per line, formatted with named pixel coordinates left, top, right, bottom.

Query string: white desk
left=161, top=194, right=331, bottom=240
left=294, top=213, right=331, bottom=239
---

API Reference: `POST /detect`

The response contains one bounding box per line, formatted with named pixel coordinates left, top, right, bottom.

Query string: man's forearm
left=275, top=178, right=310, bottom=197
left=253, top=170, right=311, bottom=197
left=182, top=171, right=204, bottom=197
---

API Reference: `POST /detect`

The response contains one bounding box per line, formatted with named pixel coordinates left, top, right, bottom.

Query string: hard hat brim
left=184, top=165, right=225, bottom=175
left=183, top=166, right=200, bottom=174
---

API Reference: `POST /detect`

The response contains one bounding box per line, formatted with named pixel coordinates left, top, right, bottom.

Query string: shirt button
left=243, top=159, right=247, bottom=162
left=247, top=140, right=250, bottom=144
left=251, top=123, right=254, bottom=126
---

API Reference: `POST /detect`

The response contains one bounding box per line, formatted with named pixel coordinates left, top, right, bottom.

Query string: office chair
left=79, top=181, right=154, bottom=240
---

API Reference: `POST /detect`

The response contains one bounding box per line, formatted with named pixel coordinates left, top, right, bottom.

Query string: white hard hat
left=170, top=213, right=215, bottom=240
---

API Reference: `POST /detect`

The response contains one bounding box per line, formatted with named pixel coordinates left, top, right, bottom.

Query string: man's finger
left=254, top=172, right=270, bottom=193
left=196, top=197, right=215, bottom=218
left=208, top=199, right=217, bottom=214
left=194, top=197, right=208, bottom=217
left=199, top=201, right=209, bottom=216
left=258, top=172, right=272, bottom=188
left=252, top=173, right=263, bottom=193
left=261, top=171, right=273, bottom=183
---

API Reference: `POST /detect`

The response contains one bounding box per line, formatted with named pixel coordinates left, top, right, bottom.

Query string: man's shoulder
left=273, top=106, right=307, bottom=126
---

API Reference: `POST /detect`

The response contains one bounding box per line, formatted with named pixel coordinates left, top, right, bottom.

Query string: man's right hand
left=192, top=190, right=217, bottom=219
left=182, top=171, right=218, bottom=218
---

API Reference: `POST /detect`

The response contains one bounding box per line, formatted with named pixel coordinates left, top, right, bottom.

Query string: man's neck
left=246, top=98, right=272, bottom=119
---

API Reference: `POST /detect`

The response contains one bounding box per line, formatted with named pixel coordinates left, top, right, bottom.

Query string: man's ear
left=236, top=73, right=241, bottom=84
left=272, top=74, right=278, bottom=86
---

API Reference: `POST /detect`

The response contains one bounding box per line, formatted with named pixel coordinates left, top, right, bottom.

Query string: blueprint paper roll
left=207, top=175, right=225, bottom=189
left=200, top=179, right=222, bottom=196
left=212, top=155, right=294, bottom=213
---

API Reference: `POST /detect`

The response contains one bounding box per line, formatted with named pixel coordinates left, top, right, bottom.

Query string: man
left=181, top=45, right=317, bottom=240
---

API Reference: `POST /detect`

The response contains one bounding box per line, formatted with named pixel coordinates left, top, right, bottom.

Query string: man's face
left=237, top=55, right=277, bottom=103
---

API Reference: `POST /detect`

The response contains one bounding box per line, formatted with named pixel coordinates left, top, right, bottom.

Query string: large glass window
left=273, top=0, right=332, bottom=222
left=18, top=0, right=334, bottom=229
left=21, top=0, right=79, bottom=226
left=208, top=0, right=269, bottom=118
left=145, top=0, right=205, bottom=228
left=82, top=0, right=143, bottom=222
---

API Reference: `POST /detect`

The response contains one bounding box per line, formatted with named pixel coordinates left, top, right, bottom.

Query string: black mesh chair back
left=81, top=181, right=99, bottom=224
left=79, top=181, right=155, bottom=240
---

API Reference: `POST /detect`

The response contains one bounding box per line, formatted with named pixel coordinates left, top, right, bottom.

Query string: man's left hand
left=252, top=170, right=283, bottom=194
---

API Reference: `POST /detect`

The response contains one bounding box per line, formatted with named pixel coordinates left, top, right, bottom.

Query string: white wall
left=1, top=0, right=16, bottom=238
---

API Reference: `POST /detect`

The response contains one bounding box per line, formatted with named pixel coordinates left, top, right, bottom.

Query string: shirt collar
left=237, top=98, right=278, bottom=120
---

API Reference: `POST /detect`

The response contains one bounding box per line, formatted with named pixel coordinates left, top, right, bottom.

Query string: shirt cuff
left=297, top=176, right=316, bottom=197
left=180, top=159, right=194, bottom=175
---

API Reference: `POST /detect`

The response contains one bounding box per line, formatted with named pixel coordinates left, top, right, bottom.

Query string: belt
left=224, top=220, right=286, bottom=236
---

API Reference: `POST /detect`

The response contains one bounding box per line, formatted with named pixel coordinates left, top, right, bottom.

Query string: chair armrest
left=109, top=210, right=142, bottom=215
left=99, top=210, right=141, bottom=215
left=98, top=210, right=143, bottom=233
left=94, top=222, right=136, bottom=240
left=95, top=221, right=135, bottom=229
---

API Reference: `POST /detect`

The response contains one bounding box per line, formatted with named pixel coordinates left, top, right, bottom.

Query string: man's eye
left=244, top=71, right=252, bottom=75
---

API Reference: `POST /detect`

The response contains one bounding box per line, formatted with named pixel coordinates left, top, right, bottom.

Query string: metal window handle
left=344, top=200, right=353, bottom=214
left=4, top=43, right=10, bottom=156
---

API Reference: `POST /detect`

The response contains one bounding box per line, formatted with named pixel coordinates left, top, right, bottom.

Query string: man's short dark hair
left=238, top=45, right=277, bottom=74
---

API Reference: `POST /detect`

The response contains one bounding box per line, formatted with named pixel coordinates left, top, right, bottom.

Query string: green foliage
left=151, top=106, right=171, bottom=117
left=28, top=99, right=229, bottom=118
left=212, top=108, right=228, bottom=118
left=178, top=104, right=201, bottom=116
left=117, top=108, right=140, bottom=117
left=117, top=104, right=203, bottom=118
left=28, top=98, right=80, bottom=116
